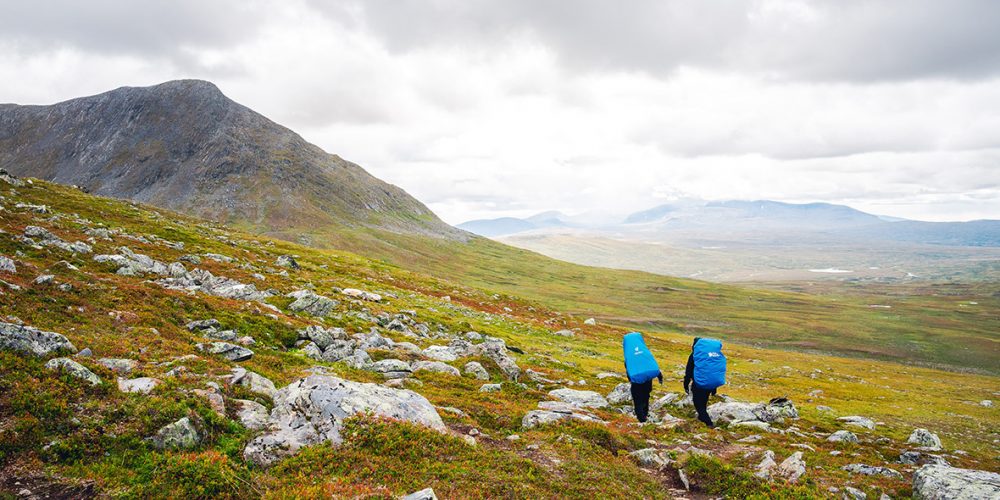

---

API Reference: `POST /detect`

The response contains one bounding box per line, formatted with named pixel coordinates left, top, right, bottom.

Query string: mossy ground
left=0, top=179, right=997, bottom=498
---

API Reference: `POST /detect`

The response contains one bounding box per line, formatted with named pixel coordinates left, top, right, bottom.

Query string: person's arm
left=657, top=371, right=663, bottom=384
left=683, top=354, right=694, bottom=393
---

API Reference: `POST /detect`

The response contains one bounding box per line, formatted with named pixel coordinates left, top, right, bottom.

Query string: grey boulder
left=0, top=322, right=77, bottom=357
left=243, top=375, right=445, bottom=467
left=196, top=342, right=254, bottom=362
left=412, top=361, right=460, bottom=377
left=147, top=417, right=200, bottom=450
left=908, top=428, right=943, bottom=450
left=401, top=488, right=438, bottom=500
left=606, top=383, right=632, bottom=405
left=842, top=464, right=903, bottom=480
left=463, top=361, right=489, bottom=380
left=548, top=388, right=609, bottom=409
left=45, top=357, right=101, bottom=385
left=912, top=464, right=1000, bottom=500
left=287, top=290, right=338, bottom=317
left=827, top=430, right=859, bottom=443
left=232, top=399, right=270, bottom=430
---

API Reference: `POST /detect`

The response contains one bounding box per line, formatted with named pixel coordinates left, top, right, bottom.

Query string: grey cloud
left=0, top=0, right=269, bottom=65
left=316, top=0, right=1000, bottom=82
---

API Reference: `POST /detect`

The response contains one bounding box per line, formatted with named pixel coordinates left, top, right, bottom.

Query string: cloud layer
left=1, top=0, right=998, bottom=222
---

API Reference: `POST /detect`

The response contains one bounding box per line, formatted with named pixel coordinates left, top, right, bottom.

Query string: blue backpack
left=623, top=332, right=661, bottom=384
left=693, top=338, right=726, bottom=389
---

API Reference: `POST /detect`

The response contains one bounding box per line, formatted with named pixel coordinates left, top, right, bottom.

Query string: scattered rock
left=583, top=318, right=597, bottom=325
left=275, top=255, right=300, bottom=269
left=342, top=288, right=382, bottom=302
left=371, top=359, right=413, bottom=379
left=630, top=448, right=670, bottom=468
left=552, top=329, right=575, bottom=337
left=97, top=357, right=138, bottom=375
left=147, top=417, right=200, bottom=450
left=232, top=399, right=270, bottom=430
left=298, top=325, right=346, bottom=350
left=472, top=338, right=521, bottom=381
left=230, top=367, right=277, bottom=398
left=907, top=428, right=943, bottom=450
left=777, top=451, right=806, bottom=483
left=118, top=377, right=161, bottom=394
left=708, top=397, right=798, bottom=426
left=402, top=488, right=438, bottom=500
left=842, top=464, right=903, bottom=480
left=287, top=290, right=338, bottom=317
left=158, top=268, right=272, bottom=302
left=463, top=361, right=489, bottom=380
left=412, top=360, right=460, bottom=377
left=243, top=375, right=446, bottom=467
left=0, top=322, right=77, bottom=357
left=44, top=358, right=101, bottom=385
left=196, top=342, right=253, bottom=362
left=596, top=372, right=623, bottom=380
left=94, top=247, right=168, bottom=276
left=548, top=388, right=609, bottom=409
left=981, top=400, right=993, bottom=408
left=755, top=450, right=777, bottom=479
left=843, top=486, right=867, bottom=500
left=606, top=383, right=632, bottom=405
left=0, top=256, right=16, bottom=273
left=479, top=383, right=502, bottom=393
left=838, top=416, right=876, bottom=430
left=912, top=464, right=1000, bottom=499
left=828, top=430, right=859, bottom=443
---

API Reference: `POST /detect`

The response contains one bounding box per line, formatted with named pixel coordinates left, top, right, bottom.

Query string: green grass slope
left=1, top=179, right=997, bottom=498
left=305, top=227, right=1000, bottom=375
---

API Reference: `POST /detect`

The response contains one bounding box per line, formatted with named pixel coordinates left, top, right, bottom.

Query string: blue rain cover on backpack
left=693, top=338, right=726, bottom=390
left=623, top=332, right=660, bottom=384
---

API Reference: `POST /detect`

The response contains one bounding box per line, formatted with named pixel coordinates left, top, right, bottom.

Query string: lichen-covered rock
left=606, top=383, right=632, bottom=405
left=401, top=488, right=438, bottom=500
left=97, top=357, right=138, bottom=374
left=45, top=357, right=101, bottom=385
left=908, top=428, right=943, bottom=450
left=479, top=383, right=502, bottom=393
left=118, top=377, right=161, bottom=394
left=842, top=464, right=903, bottom=480
left=196, top=342, right=253, bottom=362
left=548, top=388, right=608, bottom=409
left=0, top=322, right=76, bottom=357
left=708, top=397, right=798, bottom=426
left=412, top=360, right=460, bottom=377
left=828, top=430, right=859, bottom=443
left=371, top=359, right=412, bottom=379
left=230, top=367, right=277, bottom=398
left=158, top=268, right=272, bottom=302
left=755, top=450, right=777, bottom=479
left=276, top=255, right=300, bottom=269
left=463, top=361, right=489, bottom=380
left=232, top=399, right=269, bottom=430
left=0, top=256, right=15, bottom=273
left=472, top=339, right=520, bottom=381
left=912, top=464, right=1000, bottom=499
left=422, top=345, right=459, bottom=362
left=777, top=451, right=806, bottom=483
left=147, top=417, right=200, bottom=450
left=837, top=415, right=876, bottom=430
left=630, top=448, right=670, bottom=468
left=342, top=288, right=381, bottom=302
left=298, top=325, right=346, bottom=350
left=243, top=375, right=445, bottom=467
left=286, top=290, right=337, bottom=316
left=94, top=247, right=168, bottom=276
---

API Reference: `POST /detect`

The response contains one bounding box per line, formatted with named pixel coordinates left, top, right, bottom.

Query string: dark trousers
left=630, top=380, right=653, bottom=422
left=691, top=385, right=714, bottom=427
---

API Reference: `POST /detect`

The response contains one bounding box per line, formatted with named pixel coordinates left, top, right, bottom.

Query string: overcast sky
left=2, top=0, right=999, bottom=223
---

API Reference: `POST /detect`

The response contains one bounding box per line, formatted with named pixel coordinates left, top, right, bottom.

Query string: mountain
left=0, top=79, right=463, bottom=242
left=624, top=200, right=887, bottom=231
left=457, top=211, right=572, bottom=237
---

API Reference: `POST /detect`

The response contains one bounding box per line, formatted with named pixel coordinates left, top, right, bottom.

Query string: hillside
left=0, top=80, right=462, bottom=241
left=1, top=174, right=998, bottom=498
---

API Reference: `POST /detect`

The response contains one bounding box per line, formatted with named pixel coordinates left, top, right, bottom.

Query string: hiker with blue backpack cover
left=622, top=332, right=663, bottom=422
left=683, top=337, right=727, bottom=428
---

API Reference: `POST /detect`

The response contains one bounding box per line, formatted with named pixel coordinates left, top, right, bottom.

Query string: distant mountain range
left=0, top=80, right=463, bottom=242
left=461, top=200, right=1000, bottom=247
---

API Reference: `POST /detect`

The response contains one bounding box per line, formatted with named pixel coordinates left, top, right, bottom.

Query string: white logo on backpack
left=708, top=352, right=720, bottom=358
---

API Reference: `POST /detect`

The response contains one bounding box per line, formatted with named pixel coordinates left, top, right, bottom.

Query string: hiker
left=683, top=337, right=727, bottom=428
left=622, top=332, right=663, bottom=422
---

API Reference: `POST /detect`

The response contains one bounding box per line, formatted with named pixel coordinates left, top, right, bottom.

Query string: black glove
left=684, top=383, right=690, bottom=394
left=657, top=374, right=663, bottom=384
